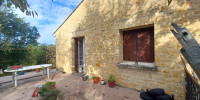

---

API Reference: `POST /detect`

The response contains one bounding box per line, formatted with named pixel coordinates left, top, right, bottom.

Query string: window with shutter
left=123, top=26, right=154, bottom=63
left=123, top=30, right=137, bottom=61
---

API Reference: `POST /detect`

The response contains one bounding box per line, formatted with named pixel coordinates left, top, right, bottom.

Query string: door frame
left=74, top=37, right=86, bottom=73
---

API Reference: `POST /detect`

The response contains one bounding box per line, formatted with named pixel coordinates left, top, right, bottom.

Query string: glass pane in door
left=78, top=39, right=84, bottom=73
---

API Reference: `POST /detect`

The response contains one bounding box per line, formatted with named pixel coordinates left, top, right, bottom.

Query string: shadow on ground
left=0, top=70, right=141, bottom=100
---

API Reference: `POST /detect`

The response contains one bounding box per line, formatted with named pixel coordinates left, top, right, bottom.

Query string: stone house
left=54, top=0, right=200, bottom=99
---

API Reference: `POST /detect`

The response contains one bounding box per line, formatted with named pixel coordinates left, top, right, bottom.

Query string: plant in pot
left=92, top=77, right=99, bottom=84
left=108, top=75, right=115, bottom=87
left=35, top=68, right=40, bottom=73
left=38, top=86, right=62, bottom=100
left=100, top=77, right=105, bottom=85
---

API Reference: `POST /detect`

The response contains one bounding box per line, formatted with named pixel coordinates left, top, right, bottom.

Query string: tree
left=26, top=44, right=56, bottom=67
left=0, top=0, right=38, bottom=17
left=0, top=7, right=40, bottom=73
left=0, top=7, right=40, bottom=49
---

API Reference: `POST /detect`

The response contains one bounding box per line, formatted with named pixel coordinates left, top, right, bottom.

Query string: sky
left=13, top=0, right=82, bottom=45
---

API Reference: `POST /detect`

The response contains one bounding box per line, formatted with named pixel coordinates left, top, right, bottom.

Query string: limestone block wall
left=55, top=0, right=200, bottom=99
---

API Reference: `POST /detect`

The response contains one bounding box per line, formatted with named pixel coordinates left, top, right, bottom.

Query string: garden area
left=0, top=44, right=56, bottom=76
left=0, top=71, right=141, bottom=100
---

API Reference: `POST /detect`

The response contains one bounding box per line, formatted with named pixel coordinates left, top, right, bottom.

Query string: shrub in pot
left=92, top=77, right=99, bottom=84
left=38, top=82, right=62, bottom=100
left=38, top=86, right=61, bottom=100
left=108, top=75, right=115, bottom=87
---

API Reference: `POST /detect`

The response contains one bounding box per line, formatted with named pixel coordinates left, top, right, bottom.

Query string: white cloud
left=13, top=0, right=82, bottom=44
left=54, top=0, right=82, bottom=7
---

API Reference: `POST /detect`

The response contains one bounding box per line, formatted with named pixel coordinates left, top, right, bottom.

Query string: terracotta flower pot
left=93, top=77, right=99, bottom=84
left=108, top=81, right=115, bottom=87
left=35, top=68, right=40, bottom=73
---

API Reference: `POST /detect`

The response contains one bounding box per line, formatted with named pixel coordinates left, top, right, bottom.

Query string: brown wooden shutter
left=74, top=39, right=78, bottom=72
left=138, top=27, right=154, bottom=62
left=123, top=30, right=137, bottom=61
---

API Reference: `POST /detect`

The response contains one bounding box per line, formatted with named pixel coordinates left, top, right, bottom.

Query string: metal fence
left=185, top=69, right=200, bottom=100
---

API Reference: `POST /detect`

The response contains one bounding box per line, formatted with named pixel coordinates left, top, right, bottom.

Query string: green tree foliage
left=0, top=0, right=38, bottom=17
left=0, top=43, right=56, bottom=76
left=26, top=44, right=56, bottom=67
left=0, top=7, right=40, bottom=48
left=0, top=7, right=41, bottom=74
left=0, top=7, right=56, bottom=75
left=45, top=44, right=56, bottom=68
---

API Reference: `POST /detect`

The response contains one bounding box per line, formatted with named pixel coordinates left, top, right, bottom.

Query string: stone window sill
left=117, top=61, right=158, bottom=71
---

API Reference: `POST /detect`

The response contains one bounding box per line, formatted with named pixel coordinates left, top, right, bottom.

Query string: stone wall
left=55, top=0, right=200, bottom=99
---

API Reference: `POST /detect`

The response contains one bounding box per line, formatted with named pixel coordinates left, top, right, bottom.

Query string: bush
left=38, top=86, right=49, bottom=97
left=0, top=44, right=56, bottom=76
left=45, top=81, right=56, bottom=86
left=38, top=83, right=62, bottom=100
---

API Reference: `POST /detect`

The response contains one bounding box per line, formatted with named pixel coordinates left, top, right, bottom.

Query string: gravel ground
left=0, top=70, right=141, bottom=100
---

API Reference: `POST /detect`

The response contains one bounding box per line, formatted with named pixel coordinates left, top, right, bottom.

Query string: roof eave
left=52, top=0, right=84, bottom=36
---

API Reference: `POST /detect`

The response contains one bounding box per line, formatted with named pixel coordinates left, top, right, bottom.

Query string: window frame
left=123, top=26, right=155, bottom=63
left=118, top=26, right=157, bottom=71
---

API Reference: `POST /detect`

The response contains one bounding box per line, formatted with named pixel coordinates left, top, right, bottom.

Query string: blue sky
left=14, top=0, right=82, bottom=45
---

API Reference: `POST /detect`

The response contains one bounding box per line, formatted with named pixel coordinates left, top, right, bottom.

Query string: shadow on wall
left=55, top=73, right=141, bottom=100
left=69, top=0, right=200, bottom=99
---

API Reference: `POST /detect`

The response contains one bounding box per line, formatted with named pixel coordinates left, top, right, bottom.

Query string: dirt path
left=0, top=70, right=141, bottom=100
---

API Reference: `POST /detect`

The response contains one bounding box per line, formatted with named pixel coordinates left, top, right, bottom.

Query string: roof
left=53, top=0, right=84, bottom=36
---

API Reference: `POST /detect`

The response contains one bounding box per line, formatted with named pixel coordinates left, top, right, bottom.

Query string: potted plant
left=108, top=75, right=115, bottom=87
left=100, top=77, right=105, bottom=85
left=92, top=77, right=99, bottom=84
left=35, top=68, right=40, bottom=73
left=38, top=85, right=62, bottom=100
